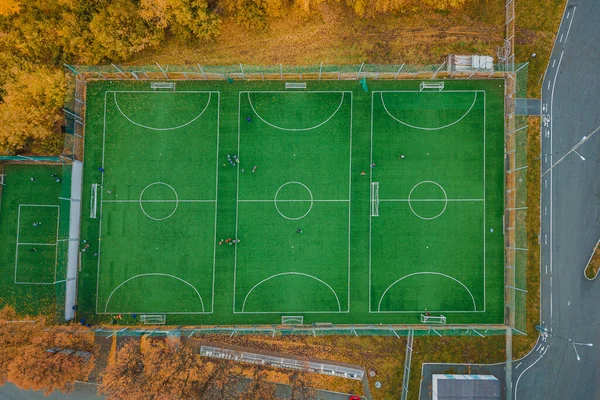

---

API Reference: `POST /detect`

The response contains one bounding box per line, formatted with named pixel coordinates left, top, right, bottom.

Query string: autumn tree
left=289, top=372, right=317, bottom=400
left=0, top=68, right=65, bottom=155
left=166, top=0, right=221, bottom=41
left=0, top=306, right=43, bottom=384
left=88, top=0, right=164, bottom=62
left=101, top=340, right=149, bottom=400
left=237, top=368, right=278, bottom=399
left=7, top=327, right=95, bottom=395
left=102, top=337, right=238, bottom=399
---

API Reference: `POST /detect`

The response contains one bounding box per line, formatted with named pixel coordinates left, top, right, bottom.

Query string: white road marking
left=559, top=33, right=564, bottom=42
left=515, top=356, right=543, bottom=400
left=552, top=59, right=556, bottom=68
left=545, top=265, right=548, bottom=274
left=547, top=81, right=551, bottom=90
left=564, top=6, right=577, bottom=43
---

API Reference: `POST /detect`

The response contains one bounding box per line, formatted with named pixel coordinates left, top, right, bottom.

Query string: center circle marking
left=139, top=182, right=179, bottom=221
left=274, top=182, right=314, bottom=220
left=407, top=181, right=448, bottom=220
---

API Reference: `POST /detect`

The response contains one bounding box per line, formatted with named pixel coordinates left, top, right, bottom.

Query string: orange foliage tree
left=7, top=327, right=95, bottom=395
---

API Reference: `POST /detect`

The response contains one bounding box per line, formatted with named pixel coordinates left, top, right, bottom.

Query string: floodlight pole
left=542, top=127, right=598, bottom=177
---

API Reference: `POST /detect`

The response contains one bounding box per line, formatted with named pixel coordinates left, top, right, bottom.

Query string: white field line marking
left=483, top=90, right=486, bottom=310
left=17, top=243, right=57, bottom=246
left=14, top=204, right=60, bottom=284
left=514, top=356, right=543, bottom=400
left=18, top=204, right=61, bottom=208
left=237, top=199, right=348, bottom=202
left=380, top=91, right=478, bottom=131
left=233, top=93, right=241, bottom=313
left=241, top=272, right=342, bottom=313
left=247, top=92, right=345, bottom=131
left=369, top=91, right=374, bottom=312
left=113, top=92, right=212, bottom=131
left=348, top=91, right=353, bottom=311
left=211, top=92, right=221, bottom=313
left=102, top=199, right=215, bottom=203
left=14, top=205, right=22, bottom=283
left=104, top=273, right=205, bottom=313
left=96, top=92, right=108, bottom=313
left=54, top=206, right=59, bottom=283
left=379, top=199, right=484, bottom=202
left=377, top=271, right=477, bottom=312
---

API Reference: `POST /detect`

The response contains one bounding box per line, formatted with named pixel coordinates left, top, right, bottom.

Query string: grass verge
left=584, top=240, right=600, bottom=280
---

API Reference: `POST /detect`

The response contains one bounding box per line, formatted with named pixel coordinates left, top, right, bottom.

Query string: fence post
left=319, top=62, right=323, bottom=80
left=357, top=62, right=364, bottom=79
left=240, top=63, right=245, bottom=80
left=394, top=64, right=405, bottom=80
left=156, top=62, right=168, bottom=79
left=197, top=64, right=207, bottom=79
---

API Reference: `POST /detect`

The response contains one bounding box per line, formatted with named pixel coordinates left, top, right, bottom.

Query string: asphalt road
left=512, top=0, right=600, bottom=399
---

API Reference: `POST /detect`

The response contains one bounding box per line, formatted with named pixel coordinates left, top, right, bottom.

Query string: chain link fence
left=64, top=61, right=527, bottom=335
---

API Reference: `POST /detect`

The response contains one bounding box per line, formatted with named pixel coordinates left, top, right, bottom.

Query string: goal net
left=140, top=314, right=166, bottom=325
left=419, top=81, right=444, bottom=91
left=150, top=82, right=176, bottom=91
left=420, top=314, right=446, bottom=324
left=285, top=82, right=307, bottom=89
left=282, top=316, right=304, bottom=325
left=90, top=184, right=98, bottom=219
left=371, top=182, right=379, bottom=217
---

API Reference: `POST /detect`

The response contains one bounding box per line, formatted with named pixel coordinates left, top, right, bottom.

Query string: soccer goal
left=282, top=316, right=304, bottom=325
left=420, top=314, right=447, bottom=324
left=419, top=81, right=444, bottom=91
left=90, top=184, right=98, bottom=219
left=150, top=82, right=176, bottom=91
left=0, top=174, right=5, bottom=185
left=140, top=314, right=166, bottom=325
left=285, top=82, right=307, bottom=89
left=371, top=182, right=380, bottom=217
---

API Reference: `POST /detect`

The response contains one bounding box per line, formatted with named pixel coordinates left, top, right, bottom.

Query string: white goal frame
left=371, top=182, right=379, bottom=217
left=419, top=81, right=444, bottom=91
left=140, top=314, right=166, bottom=324
left=420, top=314, right=446, bottom=324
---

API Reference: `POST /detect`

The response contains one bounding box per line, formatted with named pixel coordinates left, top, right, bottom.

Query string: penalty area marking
left=240, top=272, right=342, bottom=313
left=377, top=271, right=477, bottom=312
left=103, top=273, right=206, bottom=314
left=379, top=91, right=478, bottom=131
left=113, top=92, right=213, bottom=131
left=246, top=91, right=346, bottom=132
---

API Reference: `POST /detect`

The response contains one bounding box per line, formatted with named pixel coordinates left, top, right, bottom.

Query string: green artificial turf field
left=78, top=79, right=505, bottom=326
left=0, top=163, right=66, bottom=316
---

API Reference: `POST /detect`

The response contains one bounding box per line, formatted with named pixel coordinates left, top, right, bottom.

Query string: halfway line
left=380, top=198, right=485, bottom=202
left=238, top=199, right=349, bottom=202
left=102, top=199, right=216, bottom=203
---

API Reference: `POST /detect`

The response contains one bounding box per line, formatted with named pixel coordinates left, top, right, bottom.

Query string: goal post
left=90, top=184, right=98, bottom=219
left=285, top=82, right=307, bottom=89
left=150, top=82, right=176, bottom=91
left=282, top=316, right=304, bottom=325
left=140, top=314, right=166, bottom=325
left=371, top=182, right=379, bottom=217
left=419, top=81, right=444, bottom=91
left=420, top=314, right=446, bottom=324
